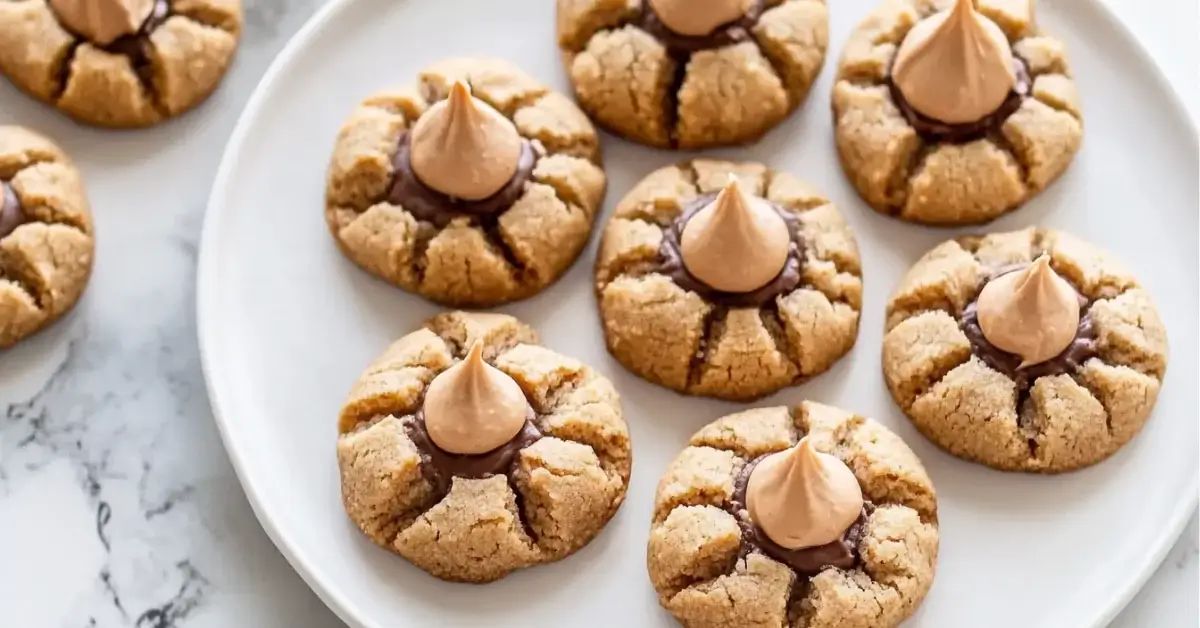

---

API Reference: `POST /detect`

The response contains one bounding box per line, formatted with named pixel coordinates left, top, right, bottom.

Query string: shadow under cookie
left=335, top=311, right=632, bottom=583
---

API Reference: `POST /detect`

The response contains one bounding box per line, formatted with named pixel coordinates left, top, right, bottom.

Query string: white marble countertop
left=0, top=1, right=1195, bottom=626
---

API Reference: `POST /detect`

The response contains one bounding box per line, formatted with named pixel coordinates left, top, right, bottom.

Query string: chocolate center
left=730, top=455, right=869, bottom=576
left=961, top=264, right=1098, bottom=390
left=635, top=1, right=765, bottom=146
left=887, top=57, right=1031, bottom=144
left=50, top=0, right=171, bottom=92
left=103, top=0, right=171, bottom=84
left=387, top=132, right=538, bottom=228
left=637, top=1, right=764, bottom=55
left=401, top=408, right=543, bottom=500
left=658, top=192, right=804, bottom=307
left=0, top=181, right=24, bottom=239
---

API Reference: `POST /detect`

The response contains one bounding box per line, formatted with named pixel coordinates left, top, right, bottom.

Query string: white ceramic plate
left=197, top=0, right=1199, bottom=626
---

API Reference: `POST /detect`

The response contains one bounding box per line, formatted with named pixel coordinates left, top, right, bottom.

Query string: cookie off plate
left=196, top=0, right=1198, bottom=626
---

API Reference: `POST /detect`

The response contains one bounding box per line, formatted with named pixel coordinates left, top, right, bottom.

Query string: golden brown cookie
left=648, top=402, right=939, bottom=628
left=0, top=126, right=95, bottom=349
left=556, top=0, right=829, bottom=149
left=0, top=0, right=243, bottom=128
left=883, top=227, right=1168, bottom=472
left=325, top=57, right=607, bottom=307
left=336, top=311, right=632, bottom=583
left=832, top=0, right=1082, bottom=224
left=595, top=159, right=862, bottom=401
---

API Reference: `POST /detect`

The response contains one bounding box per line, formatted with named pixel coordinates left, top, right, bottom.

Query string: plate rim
left=195, top=1, right=1200, bottom=626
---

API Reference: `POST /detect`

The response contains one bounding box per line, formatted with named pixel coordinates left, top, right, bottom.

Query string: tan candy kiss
left=647, top=0, right=755, bottom=37
left=680, top=177, right=790, bottom=294
left=422, top=340, right=529, bottom=455
left=746, top=437, right=864, bottom=550
left=49, top=0, right=155, bottom=46
left=409, top=81, right=523, bottom=201
left=891, top=0, right=1016, bottom=124
left=976, top=255, right=1080, bottom=368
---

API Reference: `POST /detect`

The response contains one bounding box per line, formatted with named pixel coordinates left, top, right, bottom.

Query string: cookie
left=832, top=0, right=1082, bottom=224
left=325, top=57, right=606, bottom=307
left=556, top=0, right=829, bottom=149
left=0, top=0, right=242, bottom=128
left=648, top=401, right=939, bottom=628
left=336, top=311, right=632, bottom=583
left=882, top=227, right=1168, bottom=472
left=595, top=159, right=862, bottom=401
left=0, top=126, right=95, bottom=349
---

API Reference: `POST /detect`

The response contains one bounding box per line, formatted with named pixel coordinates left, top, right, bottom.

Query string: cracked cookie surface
left=595, top=159, right=862, bottom=401
left=556, top=0, right=828, bottom=149
left=326, top=57, right=607, bottom=307
left=336, top=311, right=632, bottom=583
left=648, top=401, right=938, bottom=628
left=0, top=126, right=94, bottom=349
left=0, top=0, right=243, bottom=128
left=883, top=227, right=1168, bottom=472
left=832, top=0, right=1082, bottom=224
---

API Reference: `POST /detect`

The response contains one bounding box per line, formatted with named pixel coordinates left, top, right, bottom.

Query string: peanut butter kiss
left=49, top=0, right=155, bottom=46
left=0, top=182, right=22, bottom=239
left=680, top=178, right=790, bottom=293
left=409, top=81, right=523, bottom=202
left=891, top=0, right=1016, bottom=124
left=746, top=437, right=864, bottom=550
left=422, top=341, right=530, bottom=455
left=647, top=0, right=756, bottom=36
left=976, top=255, right=1081, bottom=368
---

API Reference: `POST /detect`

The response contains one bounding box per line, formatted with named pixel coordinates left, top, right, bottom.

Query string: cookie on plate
left=833, top=0, right=1082, bottom=224
left=557, top=0, right=829, bottom=149
left=883, top=228, right=1168, bottom=472
left=1, top=126, right=95, bottom=349
left=648, top=402, right=938, bottom=628
left=325, top=58, right=606, bottom=307
left=596, top=159, right=862, bottom=401
left=336, top=311, right=631, bottom=583
left=0, top=0, right=242, bottom=128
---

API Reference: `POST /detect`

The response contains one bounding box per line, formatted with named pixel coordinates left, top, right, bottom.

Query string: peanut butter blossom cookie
left=326, top=58, right=606, bottom=307
left=0, top=0, right=242, bottom=128
left=556, top=0, right=829, bottom=148
left=648, top=402, right=938, bottom=628
left=833, top=0, right=1082, bottom=224
left=1, top=126, right=95, bottom=350
left=883, top=228, right=1168, bottom=472
left=596, top=160, right=862, bottom=401
left=336, top=311, right=631, bottom=583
